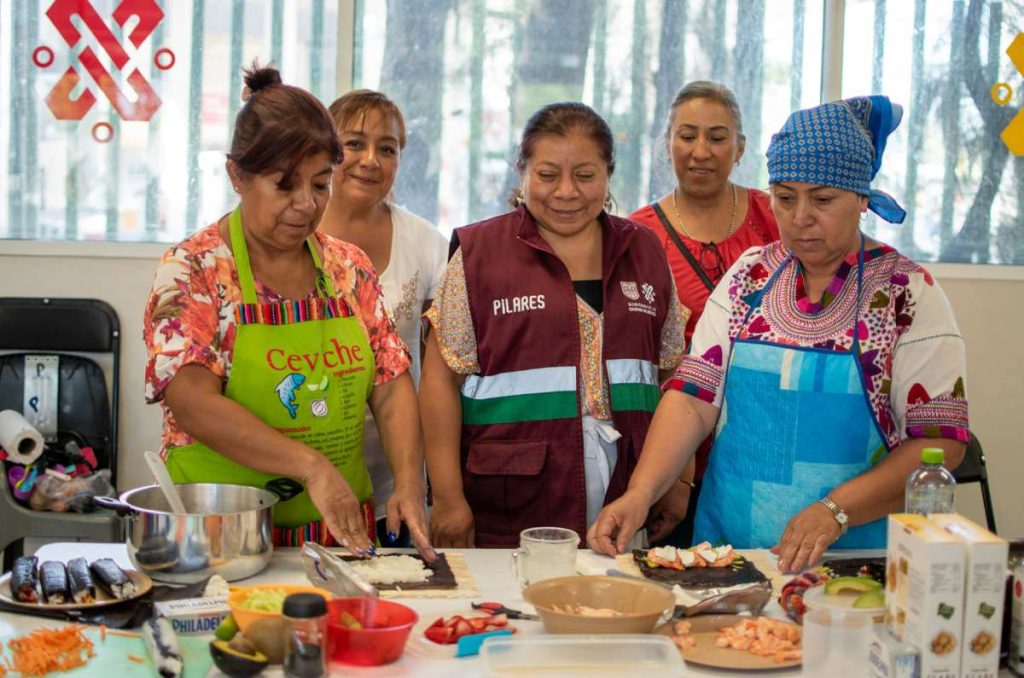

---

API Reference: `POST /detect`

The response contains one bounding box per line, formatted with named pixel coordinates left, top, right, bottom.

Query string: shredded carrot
left=6, top=625, right=95, bottom=677
left=100, top=624, right=107, bottom=642
left=126, top=654, right=145, bottom=663
left=108, top=629, right=140, bottom=638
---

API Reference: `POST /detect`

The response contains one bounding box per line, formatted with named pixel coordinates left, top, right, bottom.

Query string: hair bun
left=243, top=64, right=282, bottom=97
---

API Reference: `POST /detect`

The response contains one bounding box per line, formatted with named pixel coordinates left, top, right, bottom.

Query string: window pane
left=842, top=0, right=1024, bottom=264
left=0, top=0, right=338, bottom=242
left=354, top=0, right=823, bottom=239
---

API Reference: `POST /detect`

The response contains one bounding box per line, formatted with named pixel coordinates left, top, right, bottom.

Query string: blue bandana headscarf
left=766, top=95, right=906, bottom=224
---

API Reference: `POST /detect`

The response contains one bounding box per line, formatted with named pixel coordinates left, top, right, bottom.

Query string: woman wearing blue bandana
left=589, top=96, right=970, bottom=573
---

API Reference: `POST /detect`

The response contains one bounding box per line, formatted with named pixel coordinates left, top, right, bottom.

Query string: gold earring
left=515, top=189, right=525, bottom=205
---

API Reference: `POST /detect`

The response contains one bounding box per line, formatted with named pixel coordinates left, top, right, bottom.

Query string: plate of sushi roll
left=0, top=555, right=152, bottom=609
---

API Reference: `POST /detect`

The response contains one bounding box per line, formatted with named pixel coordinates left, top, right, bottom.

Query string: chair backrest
left=952, top=432, right=987, bottom=484
left=0, top=298, right=120, bottom=482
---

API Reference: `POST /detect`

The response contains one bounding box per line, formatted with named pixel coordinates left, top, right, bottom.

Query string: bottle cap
left=282, top=592, right=327, bottom=618
left=921, top=447, right=945, bottom=464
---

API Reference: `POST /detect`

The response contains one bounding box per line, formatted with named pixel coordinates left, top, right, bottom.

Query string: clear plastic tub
left=480, top=634, right=685, bottom=676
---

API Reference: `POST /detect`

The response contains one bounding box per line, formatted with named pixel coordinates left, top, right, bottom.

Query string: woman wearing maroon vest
left=628, top=82, right=779, bottom=547
left=421, top=103, right=690, bottom=548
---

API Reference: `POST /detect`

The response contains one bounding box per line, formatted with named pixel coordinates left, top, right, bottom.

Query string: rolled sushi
left=89, top=558, right=136, bottom=600
left=39, top=561, right=69, bottom=604
left=67, top=557, right=95, bottom=604
left=143, top=613, right=183, bottom=678
left=10, top=555, right=38, bottom=603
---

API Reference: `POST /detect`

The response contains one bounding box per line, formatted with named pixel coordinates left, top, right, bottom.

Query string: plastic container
left=282, top=593, right=328, bottom=678
left=480, top=635, right=685, bottom=676
left=227, top=584, right=333, bottom=632
left=326, top=597, right=418, bottom=666
left=905, top=447, right=956, bottom=514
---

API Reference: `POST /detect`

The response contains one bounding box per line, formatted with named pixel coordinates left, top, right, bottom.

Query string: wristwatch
left=818, top=496, right=849, bottom=535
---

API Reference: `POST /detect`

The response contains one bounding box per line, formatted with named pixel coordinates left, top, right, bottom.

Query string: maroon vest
left=456, top=206, right=674, bottom=546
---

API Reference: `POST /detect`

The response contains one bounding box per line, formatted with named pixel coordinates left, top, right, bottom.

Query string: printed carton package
left=929, top=513, right=1007, bottom=678
left=887, top=514, right=965, bottom=678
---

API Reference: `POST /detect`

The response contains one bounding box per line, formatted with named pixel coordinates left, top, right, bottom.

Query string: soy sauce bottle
left=282, top=592, right=329, bottom=678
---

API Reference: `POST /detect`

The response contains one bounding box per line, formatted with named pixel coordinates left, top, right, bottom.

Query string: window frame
left=2, top=0, right=1022, bottom=279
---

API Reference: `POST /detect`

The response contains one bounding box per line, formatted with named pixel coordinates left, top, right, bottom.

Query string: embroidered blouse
left=426, top=248, right=689, bottom=420
left=665, top=241, right=969, bottom=448
left=144, top=222, right=410, bottom=450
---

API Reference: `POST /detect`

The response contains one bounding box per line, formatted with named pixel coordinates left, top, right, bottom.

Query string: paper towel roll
left=0, top=409, right=45, bottom=465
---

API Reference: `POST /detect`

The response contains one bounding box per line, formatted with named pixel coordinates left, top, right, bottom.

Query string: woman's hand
left=771, top=502, right=842, bottom=573
left=386, top=482, right=437, bottom=562
left=645, top=481, right=691, bottom=542
left=429, top=495, right=475, bottom=548
left=302, top=457, right=374, bottom=555
left=587, top=490, right=650, bottom=555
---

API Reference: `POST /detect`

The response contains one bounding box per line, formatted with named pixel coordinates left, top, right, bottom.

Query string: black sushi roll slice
left=89, top=558, right=137, bottom=600
left=39, top=561, right=69, bottom=604
left=10, top=555, right=39, bottom=603
left=67, top=557, right=95, bottom=604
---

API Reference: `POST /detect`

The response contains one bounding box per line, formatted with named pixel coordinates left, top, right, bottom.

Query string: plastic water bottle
left=905, top=447, right=956, bottom=514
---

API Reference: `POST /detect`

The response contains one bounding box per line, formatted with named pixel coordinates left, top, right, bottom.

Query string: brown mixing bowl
left=522, top=575, right=676, bottom=634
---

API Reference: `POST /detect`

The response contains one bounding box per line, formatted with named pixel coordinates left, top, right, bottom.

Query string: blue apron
left=693, top=241, right=888, bottom=548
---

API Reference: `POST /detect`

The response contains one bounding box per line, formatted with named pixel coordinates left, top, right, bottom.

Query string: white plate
left=803, top=585, right=885, bottom=620
left=0, top=566, right=152, bottom=611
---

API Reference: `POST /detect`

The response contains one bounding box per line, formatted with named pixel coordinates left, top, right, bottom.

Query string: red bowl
left=326, top=597, right=418, bottom=666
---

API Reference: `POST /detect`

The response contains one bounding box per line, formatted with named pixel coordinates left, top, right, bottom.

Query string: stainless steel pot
left=95, top=483, right=278, bottom=584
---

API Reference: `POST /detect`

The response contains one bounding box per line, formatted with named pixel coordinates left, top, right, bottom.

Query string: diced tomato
left=428, top=617, right=445, bottom=629
left=424, top=625, right=456, bottom=644
left=453, top=618, right=474, bottom=638
left=444, top=615, right=464, bottom=628
left=468, top=617, right=489, bottom=632
left=488, top=613, right=508, bottom=627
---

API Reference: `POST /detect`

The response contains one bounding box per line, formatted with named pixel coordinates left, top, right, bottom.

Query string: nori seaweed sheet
left=632, top=550, right=767, bottom=588
left=341, top=553, right=458, bottom=591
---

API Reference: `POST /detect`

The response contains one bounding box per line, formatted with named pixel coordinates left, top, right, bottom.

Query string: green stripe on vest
left=461, top=390, right=578, bottom=425
left=609, top=382, right=660, bottom=412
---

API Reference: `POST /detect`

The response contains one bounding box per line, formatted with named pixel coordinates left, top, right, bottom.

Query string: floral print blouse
left=144, top=222, right=410, bottom=450
left=426, top=248, right=690, bottom=420
left=665, top=241, right=969, bottom=449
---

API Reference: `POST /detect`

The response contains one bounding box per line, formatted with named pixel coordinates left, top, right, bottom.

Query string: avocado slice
left=823, top=575, right=883, bottom=595
left=852, top=589, right=885, bottom=608
left=210, top=639, right=269, bottom=676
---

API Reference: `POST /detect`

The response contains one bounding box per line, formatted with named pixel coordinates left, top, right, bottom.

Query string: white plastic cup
left=801, top=609, right=873, bottom=676
left=510, top=526, right=579, bottom=587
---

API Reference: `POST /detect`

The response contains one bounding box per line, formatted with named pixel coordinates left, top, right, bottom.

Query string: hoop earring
left=603, top=192, right=615, bottom=212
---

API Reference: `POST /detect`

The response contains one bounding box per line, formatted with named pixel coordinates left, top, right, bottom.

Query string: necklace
left=671, top=183, right=738, bottom=243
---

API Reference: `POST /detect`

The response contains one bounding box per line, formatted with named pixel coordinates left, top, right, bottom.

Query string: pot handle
left=92, top=495, right=138, bottom=517
left=264, top=478, right=304, bottom=502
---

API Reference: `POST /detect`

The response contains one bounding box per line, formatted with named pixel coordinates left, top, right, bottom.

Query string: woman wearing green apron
left=143, top=65, right=434, bottom=559
left=589, top=96, right=969, bottom=573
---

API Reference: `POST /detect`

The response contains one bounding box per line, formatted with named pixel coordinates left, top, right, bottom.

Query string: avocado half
left=823, top=575, right=883, bottom=595
left=210, top=639, right=269, bottom=677
left=852, top=589, right=886, bottom=608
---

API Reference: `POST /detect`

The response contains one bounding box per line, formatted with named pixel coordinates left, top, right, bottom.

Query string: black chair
left=0, top=298, right=123, bottom=570
left=953, top=432, right=997, bottom=534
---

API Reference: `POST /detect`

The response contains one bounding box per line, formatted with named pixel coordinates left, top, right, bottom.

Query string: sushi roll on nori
left=143, top=613, right=183, bottom=678
left=39, top=561, right=69, bottom=604
left=10, top=555, right=38, bottom=602
left=89, top=558, right=136, bottom=600
left=67, top=557, right=95, bottom=604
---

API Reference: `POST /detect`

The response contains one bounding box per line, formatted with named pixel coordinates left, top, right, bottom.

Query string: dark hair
left=664, top=81, right=745, bottom=143
left=515, top=102, right=615, bottom=175
left=227, top=63, right=343, bottom=190
left=329, top=90, right=407, bottom=149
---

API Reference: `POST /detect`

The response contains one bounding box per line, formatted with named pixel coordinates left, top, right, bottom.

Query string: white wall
left=1, top=246, right=1022, bottom=537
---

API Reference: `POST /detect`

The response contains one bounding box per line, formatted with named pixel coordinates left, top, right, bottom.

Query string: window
left=0, top=0, right=339, bottom=242
left=2, top=0, right=1022, bottom=265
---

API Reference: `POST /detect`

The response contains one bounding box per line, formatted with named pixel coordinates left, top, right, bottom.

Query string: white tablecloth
left=5, top=543, right=1013, bottom=677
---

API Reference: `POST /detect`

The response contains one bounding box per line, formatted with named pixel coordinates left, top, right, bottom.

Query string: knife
left=301, top=542, right=379, bottom=598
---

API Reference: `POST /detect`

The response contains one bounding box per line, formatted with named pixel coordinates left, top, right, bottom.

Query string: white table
left=6, top=543, right=1014, bottom=677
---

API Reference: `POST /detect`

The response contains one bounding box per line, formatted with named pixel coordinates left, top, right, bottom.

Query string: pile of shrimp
left=715, top=617, right=802, bottom=663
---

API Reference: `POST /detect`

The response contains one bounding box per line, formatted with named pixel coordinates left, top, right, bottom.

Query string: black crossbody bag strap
left=651, top=203, right=715, bottom=293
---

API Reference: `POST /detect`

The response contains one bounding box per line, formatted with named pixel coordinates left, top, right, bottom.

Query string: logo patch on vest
left=622, top=281, right=657, bottom=317
left=493, top=294, right=545, bottom=316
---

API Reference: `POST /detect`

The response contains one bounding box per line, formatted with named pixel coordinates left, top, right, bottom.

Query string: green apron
left=166, top=208, right=375, bottom=531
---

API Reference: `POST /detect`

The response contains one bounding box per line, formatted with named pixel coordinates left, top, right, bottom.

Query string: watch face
left=836, top=512, right=849, bottom=525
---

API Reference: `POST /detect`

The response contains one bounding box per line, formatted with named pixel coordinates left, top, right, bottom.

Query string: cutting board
left=0, top=628, right=213, bottom=677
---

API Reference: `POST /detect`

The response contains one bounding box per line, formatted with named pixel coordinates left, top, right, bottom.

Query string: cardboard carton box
left=929, top=513, right=1007, bottom=678
left=887, top=514, right=965, bottom=678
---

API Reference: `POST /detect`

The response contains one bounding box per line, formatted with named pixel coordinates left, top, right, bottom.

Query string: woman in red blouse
left=629, top=81, right=778, bottom=546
